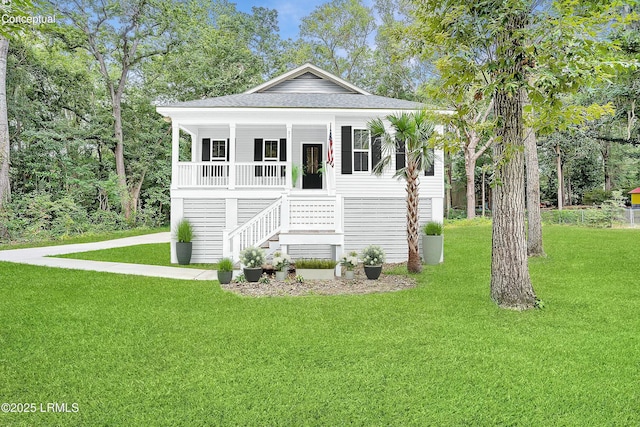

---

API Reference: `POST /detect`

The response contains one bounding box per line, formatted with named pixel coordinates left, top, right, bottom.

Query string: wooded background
left=0, top=0, right=638, bottom=243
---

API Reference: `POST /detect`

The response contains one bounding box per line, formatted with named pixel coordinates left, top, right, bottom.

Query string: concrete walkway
left=0, top=232, right=219, bottom=281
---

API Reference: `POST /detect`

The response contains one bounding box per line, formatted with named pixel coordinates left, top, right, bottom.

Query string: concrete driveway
left=0, top=232, right=219, bottom=281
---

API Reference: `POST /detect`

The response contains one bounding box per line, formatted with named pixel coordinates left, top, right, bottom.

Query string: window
left=211, top=140, right=226, bottom=160
left=264, top=140, right=279, bottom=161
left=202, top=139, right=226, bottom=161
left=353, top=129, right=370, bottom=172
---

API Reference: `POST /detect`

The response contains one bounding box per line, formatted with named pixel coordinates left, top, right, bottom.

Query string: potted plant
left=340, top=251, right=358, bottom=279
left=217, top=257, right=234, bottom=284
left=361, top=245, right=385, bottom=280
left=272, top=251, right=291, bottom=280
left=294, top=259, right=337, bottom=280
left=291, top=163, right=305, bottom=189
left=422, top=221, right=444, bottom=265
left=240, top=246, right=265, bottom=282
left=174, top=218, right=194, bottom=265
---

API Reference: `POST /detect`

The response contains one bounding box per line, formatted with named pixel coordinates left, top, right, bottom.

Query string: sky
left=233, top=0, right=327, bottom=39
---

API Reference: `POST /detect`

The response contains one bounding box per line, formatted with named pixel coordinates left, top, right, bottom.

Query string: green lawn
left=1, top=225, right=640, bottom=425
left=0, top=227, right=169, bottom=251
left=54, top=242, right=217, bottom=269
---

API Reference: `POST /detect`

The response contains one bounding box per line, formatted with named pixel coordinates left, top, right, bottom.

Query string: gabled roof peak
left=244, top=63, right=371, bottom=96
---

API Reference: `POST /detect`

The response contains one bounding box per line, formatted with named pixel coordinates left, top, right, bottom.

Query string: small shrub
left=361, top=245, right=385, bottom=266
left=583, top=189, right=612, bottom=205
left=233, top=273, right=246, bottom=283
left=240, top=246, right=265, bottom=268
left=295, top=259, right=338, bottom=269
left=258, top=274, right=271, bottom=284
left=340, top=251, right=359, bottom=270
left=175, top=219, right=193, bottom=242
left=217, top=257, right=234, bottom=272
left=295, top=275, right=304, bottom=283
left=423, top=221, right=443, bottom=235
left=272, top=251, right=292, bottom=271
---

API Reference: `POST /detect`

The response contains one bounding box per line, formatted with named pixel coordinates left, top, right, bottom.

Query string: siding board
left=183, top=199, right=226, bottom=263
left=344, top=197, right=433, bottom=263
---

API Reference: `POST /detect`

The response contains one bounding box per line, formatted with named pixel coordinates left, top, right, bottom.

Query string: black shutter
left=254, top=138, right=263, bottom=177
left=279, top=138, right=287, bottom=177
left=395, top=139, right=406, bottom=171
left=341, top=126, right=352, bottom=175
left=202, top=138, right=211, bottom=177
left=372, top=135, right=382, bottom=171
left=202, top=138, right=211, bottom=161
left=226, top=138, right=230, bottom=162
left=425, top=148, right=435, bottom=176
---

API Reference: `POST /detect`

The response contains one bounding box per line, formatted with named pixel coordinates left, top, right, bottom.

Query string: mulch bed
left=220, top=265, right=417, bottom=297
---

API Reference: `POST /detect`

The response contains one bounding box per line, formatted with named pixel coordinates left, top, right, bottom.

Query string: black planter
left=364, top=265, right=382, bottom=280
left=243, top=267, right=263, bottom=283
left=176, top=242, right=192, bottom=265
left=217, top=271, right=233, bottom=284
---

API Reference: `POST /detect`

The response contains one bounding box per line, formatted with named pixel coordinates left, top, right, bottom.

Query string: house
left=156, top=64, right=444, bottom=266
left=630, top=188, right=640, bottom=208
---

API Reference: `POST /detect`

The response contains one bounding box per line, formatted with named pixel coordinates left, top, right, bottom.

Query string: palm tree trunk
left=406, top=162, right=422, bottom=273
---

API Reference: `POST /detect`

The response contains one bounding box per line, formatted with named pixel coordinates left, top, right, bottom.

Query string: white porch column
left=286, top=124, right=293, bottom=190
left=432, top=197, right=444, bottom=224
left=281, top=194, right=290, bottom=233
left=171, top=121, right=180, bottom=189
left=229, top=124, right=236, bottom=189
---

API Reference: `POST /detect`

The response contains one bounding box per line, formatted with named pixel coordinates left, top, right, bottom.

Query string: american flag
left=327, top=125, right=334, bottom=167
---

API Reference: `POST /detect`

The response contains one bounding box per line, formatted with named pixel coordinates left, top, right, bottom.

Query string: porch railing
left=174, top=161, right=288, bottom=188
left=223, top=198, right=283, bottom=261
left=222, top=194, right=344, bottom=261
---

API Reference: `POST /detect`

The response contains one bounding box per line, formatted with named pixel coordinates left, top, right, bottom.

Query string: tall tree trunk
left=445, top=152, right=452, bottom=218
left=0, top=37, right=10, bottom=209
left=490, top=12, right=536, bottom=310
left=602, top=141, right=612, bottom=191
left=522, top=90, right=545, bottom=257
left=406, top=162, right=422, bottom=274
left=111, top=97, right=131, bottom=219
left=465, top=149, right=476, bottom=219
left=556, top=143, right=563, bottom=210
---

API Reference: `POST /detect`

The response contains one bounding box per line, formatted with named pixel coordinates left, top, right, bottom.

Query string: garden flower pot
left=364, top=265, right=382, bottom=280
left=217, top=271, right=233, bottom=285
left=422, top=235, right=443, bottom=265
left=296, top=268, right=335, bottom=280
left=176, top=242, right=192, bottom=265
left=344, top=270, right=355, bottom=280
left=275, top=271, right=286, bottom=281
left=243, top=267, right=263, bottom=282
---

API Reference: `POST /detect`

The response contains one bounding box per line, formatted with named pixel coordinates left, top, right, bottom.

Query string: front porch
left=170, top=122, right=337, bottom=192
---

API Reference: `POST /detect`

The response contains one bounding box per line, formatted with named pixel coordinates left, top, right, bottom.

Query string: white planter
left=422, top=235, right=444, bottom=265
left=275, top=271, right=286, bottom=281
left=344, top=270, right=355, bottom=280
left=296, top=268, right=335, bottom=280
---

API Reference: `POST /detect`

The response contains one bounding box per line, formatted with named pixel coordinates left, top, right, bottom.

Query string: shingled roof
left=163, top=63, right=424, bottom=110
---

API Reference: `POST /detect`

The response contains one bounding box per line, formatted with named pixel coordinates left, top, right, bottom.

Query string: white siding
left=334, top=115, right=444, bottom=200
left=292, top=125, right=325, bottom=165
left=238, top=199, right=277, bottom=224
left=183, top=199, right=226, bottom=263
left=235, top=125, right=287, bottom=162
left=343, top=197, right=433, bottom=263
left=287, top=245, right=333, bottom=259
left=261, top=73, right=355, bottom=94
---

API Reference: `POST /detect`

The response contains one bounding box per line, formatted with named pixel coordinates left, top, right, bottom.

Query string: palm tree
left=368, top=110, right=436, bottom=274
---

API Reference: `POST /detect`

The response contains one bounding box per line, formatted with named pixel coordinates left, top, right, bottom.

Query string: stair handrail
left=223, top=197, right=283, bottom=261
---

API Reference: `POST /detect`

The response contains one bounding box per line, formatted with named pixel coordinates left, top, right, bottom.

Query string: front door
left=302, top=144, right=323, bottom=190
